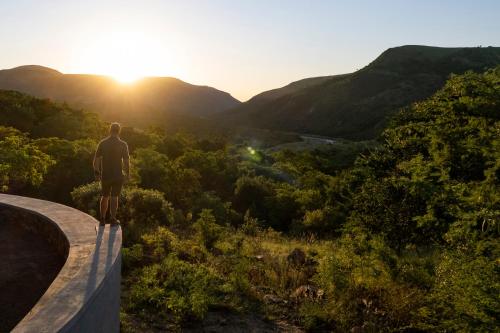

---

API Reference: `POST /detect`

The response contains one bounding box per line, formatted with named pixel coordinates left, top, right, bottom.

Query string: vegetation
left=0, top=90, right=104, bottom=139
left=0, top=65, right=240, bottom=124
left=0, top=66, right=498, bottom=332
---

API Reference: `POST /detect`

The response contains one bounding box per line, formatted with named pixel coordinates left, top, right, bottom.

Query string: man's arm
left=93, top=143, right=102, bottom=180
left=123, top=156, right=130, bottom=181
left=123, top=143, right=130, bottom=181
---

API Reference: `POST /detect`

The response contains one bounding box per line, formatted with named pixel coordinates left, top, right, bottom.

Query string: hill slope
left=0, top=65, right=240, bottom=125
left=0, top=89, right=104, bottom=139
left=217, top=45, right=500, bottom=139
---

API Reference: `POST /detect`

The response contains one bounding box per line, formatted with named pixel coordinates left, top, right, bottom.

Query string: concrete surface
left=0, top=214, right=65, bottom=332
left=0, top=194, right=122, bottom=333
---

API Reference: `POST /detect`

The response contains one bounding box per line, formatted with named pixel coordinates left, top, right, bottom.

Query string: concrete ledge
left=0, top=194, right=122, bottom=333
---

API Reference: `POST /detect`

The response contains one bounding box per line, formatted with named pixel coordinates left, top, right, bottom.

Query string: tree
left=0, top=127, right=54, bottom=192
left=33, top=137, right=96, bottom=203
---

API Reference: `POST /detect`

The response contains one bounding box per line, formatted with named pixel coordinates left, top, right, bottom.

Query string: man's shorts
left=101, top=178, right=123, bottom=197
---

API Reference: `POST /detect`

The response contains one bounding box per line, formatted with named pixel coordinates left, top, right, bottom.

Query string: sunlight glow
left=72, top=28, right=181, bottom=83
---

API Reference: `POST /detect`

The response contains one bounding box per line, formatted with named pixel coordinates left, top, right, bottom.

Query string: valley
left=0, top=47, right=498, bottom=333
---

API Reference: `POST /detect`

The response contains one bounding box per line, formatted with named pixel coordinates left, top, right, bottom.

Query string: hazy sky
left=1, top=0, right=499, bottom=101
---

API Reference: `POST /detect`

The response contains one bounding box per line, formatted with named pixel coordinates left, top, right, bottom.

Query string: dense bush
left=309, top=67, right=500, bottom=331
left=177, top=149, right=238, bottom=198
left=34, top=137, right=96, bottom=203
left=194, top=209, right=223, bottom=249
left=0, top=90, right=104, bottom=140
left=126, top=254, right=221, bottom=321
left=71, top=184, right=174, bottom=244
left=0, top=126, right=54, bottom=192
left=133, top=148, right=201, bottom=208
left=191, top=191, right=241, bottom=226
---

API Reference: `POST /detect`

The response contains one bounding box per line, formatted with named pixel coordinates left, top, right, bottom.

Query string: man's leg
left=109, top=179, right=123, bottom=224
left=110, top=196, right=119, bottom=220
left=100, top=196, right=110, bottom=220
left=100, top=180, right=112, bottom=224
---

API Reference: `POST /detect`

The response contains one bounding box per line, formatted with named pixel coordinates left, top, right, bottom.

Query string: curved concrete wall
left=0, top=194, right=122, bottom=333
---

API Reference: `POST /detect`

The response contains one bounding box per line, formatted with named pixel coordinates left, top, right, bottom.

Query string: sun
left=111, top=71, right=143, bottom=84
left=72, top=28, right=180, bottom=84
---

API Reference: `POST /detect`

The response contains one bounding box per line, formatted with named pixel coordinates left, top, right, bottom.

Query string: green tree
left=0, top=127, right=54, bottom=192
left=133, top=148, right=201, bottom=207
left=34, top=137, right=96, bottom=203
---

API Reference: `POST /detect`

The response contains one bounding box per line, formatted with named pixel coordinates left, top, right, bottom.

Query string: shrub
left=35, top=137, right=96, bottom=203
left=141, top=226, right=179, bottom=262
left=299, top=301, right=332, bottom=332
left=133, top=148, right=201, bottom=208
left=127, top=254, right=221, bottom=321
left=0, top=129, right=54, bottom=192
left=415, top=242, right=500, bottom=331
left=122, top=188, right=174, bottom=226
left=70, top=181, right=102, bottom=216
left=233, top=176, right=274, bottom=217
left=314, top=229, right=422, bottom=331
left=71, top=185, right=174, bottom=244
left=194, top=209, right=223, bottom=250
left=299, top=207, right=334, bottom=234
left=191, top=191, right=241, bottom=226
left=240, top=210, right=261, bottom=236
left=122, top=244, right=144, bottom=271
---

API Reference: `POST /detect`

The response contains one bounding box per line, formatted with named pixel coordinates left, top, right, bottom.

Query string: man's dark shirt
left=95, top=136, right=129, bottom=182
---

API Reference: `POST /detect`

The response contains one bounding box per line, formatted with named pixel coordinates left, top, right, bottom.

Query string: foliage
left=0, top=90, right=104, bottom=140
left=126, top=254, right=221, bottom=321
left=33, top=137, right=96, bottom=203
left=220, top=46, right=500, bottom=139
left=349, top=68, right=500, bottom=250
left=133, top=148, right=201, bottom=208
left=191, top=191, right=241, bottom=226
left=194, top=209, right=223, bottom=249
left=0, top=126, right=54, bottom=192
left=177, top=149, right=238, bottom=198
left=71, top=184, right=174, bottom=245
left=416, top=242, right=500, bottom=331
left=2, top=68, right=499, bottom=331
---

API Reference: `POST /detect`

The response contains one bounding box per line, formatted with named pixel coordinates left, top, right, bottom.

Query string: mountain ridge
left=216, top=45, right=500, bottom=139
left=0, top=65, right=241, bottom=125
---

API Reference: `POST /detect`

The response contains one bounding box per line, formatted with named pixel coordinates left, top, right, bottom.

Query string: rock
left=351, top=326, right=365, bottom=333
left=290, top=285, right=324, bottom=300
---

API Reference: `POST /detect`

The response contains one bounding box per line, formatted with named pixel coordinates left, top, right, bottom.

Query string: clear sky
left=0, top=0, right=499, bottom=101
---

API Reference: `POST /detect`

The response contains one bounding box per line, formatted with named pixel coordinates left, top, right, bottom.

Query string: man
left=93, top=122, right=130, bottom=226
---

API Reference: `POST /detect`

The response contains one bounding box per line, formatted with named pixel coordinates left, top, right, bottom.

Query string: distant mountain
left=217, top=45, right=500, bottom=139
left=249, top=75, right=338, bottom=102
left=0, top=65, right=240, bottom=126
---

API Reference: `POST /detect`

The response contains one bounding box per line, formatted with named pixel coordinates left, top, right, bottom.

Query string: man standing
left=93, top=122, right=130, bottom=226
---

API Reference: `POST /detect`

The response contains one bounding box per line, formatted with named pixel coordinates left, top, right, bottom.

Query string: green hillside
left=0, top=90, right=104, bottom=139
left=218, top=45, right=500, bottom=139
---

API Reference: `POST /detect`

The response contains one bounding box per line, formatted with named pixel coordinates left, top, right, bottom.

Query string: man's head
left=109, top=122, right=121, bottom=137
